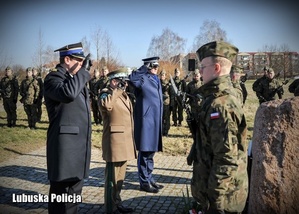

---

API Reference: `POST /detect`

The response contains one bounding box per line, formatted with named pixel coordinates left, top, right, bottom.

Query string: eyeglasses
left=199, top=64, right=215, bottom=70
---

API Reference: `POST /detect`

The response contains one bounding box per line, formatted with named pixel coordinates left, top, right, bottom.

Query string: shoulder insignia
left=50, top=68, right=57, bottom=72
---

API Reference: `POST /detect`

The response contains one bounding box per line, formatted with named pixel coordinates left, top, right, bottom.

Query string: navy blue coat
left=129, top=65, right=163, bottom=152
left=44, top=65, right=92, bottom=182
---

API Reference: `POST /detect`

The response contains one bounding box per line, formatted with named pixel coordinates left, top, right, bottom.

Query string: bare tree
left=191, top=19, right=227, bottom=52
left=91, top=25, right=104, bottom=69
left=81, top=36, right=91, bottom=55
left=147, top=28, right=186, bottom=61
left=101, top=31, right=122, bottom=70
left=0, top=47, right=12, bottom=71
left=32, top=28, right=45, bottom=71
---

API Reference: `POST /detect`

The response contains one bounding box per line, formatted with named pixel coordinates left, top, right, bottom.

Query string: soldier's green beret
left=196, top=41, right=239, bottom=62
left=230, top=65, right=243, bottom=74
left=54, top=42, right=85, bottom=60
left=107, top=67, right=129, bottom=80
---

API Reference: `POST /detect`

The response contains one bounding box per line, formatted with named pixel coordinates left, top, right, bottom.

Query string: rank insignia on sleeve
left=210, top=112, right=220, bottom=119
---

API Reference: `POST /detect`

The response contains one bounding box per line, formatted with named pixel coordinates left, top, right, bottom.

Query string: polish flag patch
left=210, top=112, right=220, bottom=119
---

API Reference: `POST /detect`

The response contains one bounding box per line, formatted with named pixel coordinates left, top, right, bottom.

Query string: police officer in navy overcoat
left=129, top=57, right=164, bottom=193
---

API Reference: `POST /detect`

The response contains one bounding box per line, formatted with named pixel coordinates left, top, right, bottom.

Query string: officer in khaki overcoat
left=99, top=68, right=136, bottom=214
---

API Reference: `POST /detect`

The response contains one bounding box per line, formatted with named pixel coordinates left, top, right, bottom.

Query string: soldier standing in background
left=0, top=66, right=19, bottom=127
left=20, top=67, right=39, bottom=129
left=288, top=77, right=299, bottom=96
left=230, top=65, right=244, bottom=106
left=252, top=66, right=268, bottom=104
left=89, top=69, right=101, bottom=125
left=255, top=68, right=283, bottom=104
left=159, top=70, right=173, bottom=137
left=32, top=67, right=44, bottom=122
left=191, top=41, right=248, bottom=213
left=185, top=69, right=202, bottom=119
left=172, top=68, right=186, bottom=126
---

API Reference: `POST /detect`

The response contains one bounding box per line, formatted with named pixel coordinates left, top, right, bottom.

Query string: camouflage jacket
left=20, top=76, right=40, bottom=105
left=185, top=79, right=202, bottom=112
left=160, top=79, right=173, bottom=106
left=232, top=80, right=244, bottom=107
left=257, top=77, right=283, bottom=102
left=0, top=75, right=19, bottom=101
left=94, top=76, right=109, bottom=97
left=88, top=76, right=100, bottom=100
left=194, top=75, right=248, bottom=212
left=34, top=76, right=44, bottom=100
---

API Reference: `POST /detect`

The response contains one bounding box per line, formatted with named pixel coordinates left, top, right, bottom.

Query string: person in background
left=0, top=66, right=19, bottom=127
left=191, top=41, right=248, bottom=214
left=99, top=68, right=136, bottom=214
left=172, top=68, right=186, bottom=126
left=185, top=69, right=202, bottom=119
left=43, top=42, right=92, bottom=214
left=32, top=67, right=44, bottom=122
left=255, top=67, right=283, bottom=104
left=129, top=57, right=164, bottom=193
left=89, top=68, right=101, bottom=125
left=230, top=65, right=244, bottom=107
left=159, top=69, right=173, bottom=137
left=20, top=67, right=39, bottom=129
left=288, top=77, right=299, bottom=96
left=252, top=66, right=268, bottom=104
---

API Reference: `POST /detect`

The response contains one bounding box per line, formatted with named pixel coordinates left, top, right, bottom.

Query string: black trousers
left=48, top=179, right=84, bottom=214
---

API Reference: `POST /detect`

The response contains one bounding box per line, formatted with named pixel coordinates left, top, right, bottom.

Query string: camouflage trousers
left=162, top=104, right=171, bottom=136
left=3, top=98, right=17, bottom=127
left=24, top=104, right=38, bottom=128
left=91, top=98, right=102, bottom=124
left=35, top=98, right=43, bottom=122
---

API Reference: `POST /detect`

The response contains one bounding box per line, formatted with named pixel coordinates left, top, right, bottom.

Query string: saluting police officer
left=129, top=57, right=164, bottom=193
left=43, top=42, right=92, bottom=214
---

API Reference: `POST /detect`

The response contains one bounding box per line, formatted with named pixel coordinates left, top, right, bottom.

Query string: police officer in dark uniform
left=44, top=42, right=92, bottom=214
left=0, top=66, right=19, bottom=127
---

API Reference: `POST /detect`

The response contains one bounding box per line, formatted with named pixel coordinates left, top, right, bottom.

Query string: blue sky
left=0, top=0, right=298, bottom=68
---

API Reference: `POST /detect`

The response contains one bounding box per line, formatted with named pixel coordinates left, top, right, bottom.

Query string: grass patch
left=0, top=79, right=294, bottom=163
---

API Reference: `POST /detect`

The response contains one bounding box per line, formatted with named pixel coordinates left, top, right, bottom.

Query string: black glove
left=82, top=53, right=93, bottom=71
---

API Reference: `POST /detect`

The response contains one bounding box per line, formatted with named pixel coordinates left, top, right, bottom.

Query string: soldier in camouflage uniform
left=288, top=78, right=299, bottom=96
left=20, top=67, right=40, bottom=129
left=89, top=69, right=101, bottom=124
left=255, top=68, right=283, bottom=104
left=159, top=70, right=173, bottom=136
left=172, top=68, right=186, bottom=126
left=0, top=66, right=19, bottom=127
left=252, top=67, right=268, bottom=104
left=32, top=67, right=44, bottom=122
left=230, top=65, right=244, bottom=107
left=191, top=41, right=248, bottom=214
left=185, top=69, right=202, bottom=119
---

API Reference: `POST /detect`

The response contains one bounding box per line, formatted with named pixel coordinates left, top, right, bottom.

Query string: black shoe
left=117, top=205, right=134, bottom=213
left=151, top=182, right=164, bottom=189
left=140, top=184, right=159, bottom=193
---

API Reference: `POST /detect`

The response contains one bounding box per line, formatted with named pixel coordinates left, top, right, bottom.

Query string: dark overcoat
left=129, top=65, right=163, bottom=152
left=44, top=65, right=92, bottom=182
